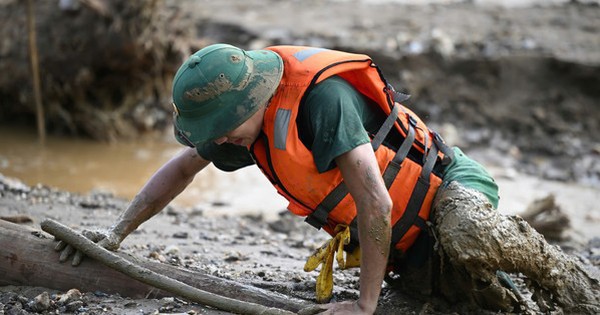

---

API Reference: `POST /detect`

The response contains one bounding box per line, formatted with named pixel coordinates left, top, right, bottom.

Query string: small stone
left=17, top=295, right=29, bottom=305
left=164, top=245, right=180, bottom=255
left=30, top=291, right=51, bottom=312
left=6, top=301, right=24, bottom=315
left=224, top=251, right=247, bottom=262
left=172, top=232, right=188, bottom=239
left=149, top=251, right=167, bottom=262
left=58, top=288, right=82, bottom=305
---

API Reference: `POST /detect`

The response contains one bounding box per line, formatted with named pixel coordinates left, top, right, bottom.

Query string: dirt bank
left=187, top=0, right=600, bottom=185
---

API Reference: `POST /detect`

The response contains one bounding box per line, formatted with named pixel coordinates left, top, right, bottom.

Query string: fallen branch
left=40, top=219, right=296, bottom=315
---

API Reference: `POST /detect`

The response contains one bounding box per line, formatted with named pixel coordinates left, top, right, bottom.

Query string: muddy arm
left=336, top=143, right=393, bottom=314
left=110, top=147, right=210, bottom=242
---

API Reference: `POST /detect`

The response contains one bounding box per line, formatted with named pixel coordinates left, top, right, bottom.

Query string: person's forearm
left=356, top=197, right=391, bottom=313
left=335, top=143, right=392, bottom=314
left=110, top=148, right=208, bottom=242
left=110, top=180, right=186, bottom=242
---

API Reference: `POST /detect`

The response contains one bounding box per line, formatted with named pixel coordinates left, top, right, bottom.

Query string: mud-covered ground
left=1, top=174, right=599, bottom=315
left=2, top=0, right=600, bottom=314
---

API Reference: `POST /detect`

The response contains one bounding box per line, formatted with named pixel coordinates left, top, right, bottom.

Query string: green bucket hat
left=172, top=44, right=283, bottom=147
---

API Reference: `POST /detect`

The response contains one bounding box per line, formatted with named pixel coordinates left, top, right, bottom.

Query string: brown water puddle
left=0, top=126, right=286, bottom=218
left=3, top=126, right=596, bottom=230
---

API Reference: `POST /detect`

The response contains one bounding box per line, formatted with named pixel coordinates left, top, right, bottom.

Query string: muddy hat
left=172, top=44, right=283, bottom=147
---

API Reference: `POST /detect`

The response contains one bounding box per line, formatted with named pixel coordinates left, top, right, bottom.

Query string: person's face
left=213, top=105, right=266, bottom=147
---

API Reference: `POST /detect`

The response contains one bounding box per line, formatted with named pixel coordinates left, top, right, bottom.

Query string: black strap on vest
left=305, top=181, right=349, bottom=229
left=372, top=103, right=400, bottom=151
left=304, top=113, right=416, bottom=230
left=382, top=116, right=416, bottom=189
left=389, top=137, right=439, bottom=247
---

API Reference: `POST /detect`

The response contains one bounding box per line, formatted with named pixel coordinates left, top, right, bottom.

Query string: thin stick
left=41, top=219, right=296, bottom=315
left=26, top=0, right=46, bottom=144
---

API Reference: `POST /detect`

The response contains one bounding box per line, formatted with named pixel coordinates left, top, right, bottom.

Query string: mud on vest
left=249, top=46, right=453, bottom=260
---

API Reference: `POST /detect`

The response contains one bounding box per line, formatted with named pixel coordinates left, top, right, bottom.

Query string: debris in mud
left=0, top=214, right=34, bottom=224
left=0, top=286, right=210, bottom=315
left=520, top=194, right=570, bottom=241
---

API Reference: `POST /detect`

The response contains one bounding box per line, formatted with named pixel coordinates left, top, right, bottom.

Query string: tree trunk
left=0, top=220, right=308, bottom=313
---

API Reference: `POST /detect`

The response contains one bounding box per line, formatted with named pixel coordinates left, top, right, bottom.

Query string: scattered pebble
left=172, top=232, right=189, bottom=239
left=29, top=291, right=51, bottom=312
left=58, top=288, right=81, bottom=305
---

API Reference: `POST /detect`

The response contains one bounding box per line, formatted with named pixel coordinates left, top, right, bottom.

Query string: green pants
left=441, top=147, right=499, bottom=209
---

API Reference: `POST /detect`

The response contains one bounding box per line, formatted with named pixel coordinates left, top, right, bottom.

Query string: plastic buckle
left=174, top=125, right=195, bottom=148
left=408, top=114, right=418, bottom=127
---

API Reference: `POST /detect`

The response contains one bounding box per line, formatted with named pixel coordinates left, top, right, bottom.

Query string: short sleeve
left=298, top=76, right=372, bottom=173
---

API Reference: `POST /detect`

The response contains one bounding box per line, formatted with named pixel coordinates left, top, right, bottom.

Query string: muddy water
left=1, top=126, right=598, bottom=232
left=0, top=126, right=287, bottom=219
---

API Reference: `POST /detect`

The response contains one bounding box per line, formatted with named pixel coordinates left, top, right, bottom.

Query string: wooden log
left=0, top=220, right=308, bottom=312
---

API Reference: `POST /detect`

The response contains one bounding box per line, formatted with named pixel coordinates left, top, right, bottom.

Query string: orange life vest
left=249, top=46, right=453, bottom=254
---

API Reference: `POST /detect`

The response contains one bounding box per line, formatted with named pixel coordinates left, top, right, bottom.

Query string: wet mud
left=1, top=169, right=599, bottom=314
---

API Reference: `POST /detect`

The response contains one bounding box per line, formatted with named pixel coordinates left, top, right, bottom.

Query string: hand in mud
left=54, top=229, right=121, bottom=266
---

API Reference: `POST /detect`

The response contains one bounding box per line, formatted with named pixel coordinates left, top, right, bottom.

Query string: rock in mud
left=29, top=291, right=52, bottom=312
